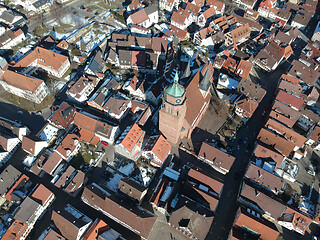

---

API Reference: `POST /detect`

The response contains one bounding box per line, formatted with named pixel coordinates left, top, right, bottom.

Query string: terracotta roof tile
left=198, top=142, right=235, bottom=172
left=253, top=143, right=284, bottom=167
left=234, top=208, right=279, bottom=240
left=42, top=152, right=63, bottom=175
left=1, top=69, right=44, bottom=92
left=121, top=123, right=145, bottom=153
left=258, top=128, right=295, bottom=157
left=30, top=184, right=54, bottom=206
left=1, top=220, right=28, bottom=240
left=266, top=118, right=307, bottom=147
left=276, top=90, right=304, bottom=110
left=188, top=168, right=223, bottom=196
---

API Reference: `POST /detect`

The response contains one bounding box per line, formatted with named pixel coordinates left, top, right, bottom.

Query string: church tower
left=159, top=72, right=187, bottom=144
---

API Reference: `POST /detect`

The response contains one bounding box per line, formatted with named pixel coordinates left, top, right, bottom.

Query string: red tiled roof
left=48, top=102, right=76, bottom=129
left=30, top=184, right=54, bottom=206
left=42, top=152, right=63, bottom=175
left=258, top=128, right=295, bottom=157
left=1, top=69, right=44, bottom=92
left=235, top=209, right=279, bottom=240
left=266, top=118, right=307, bottom=147
left=56, top=134, right=79, bottom=159
left=5, top=174, right=29, bottom=202
left=121, top=123, right=145, bottom=153
left=82, top=219, right=109, bottom=240
left=130, top=8, right=149, bottom=25
left=1, top=220, right=28, bottom=240
left=14, top=46, right=69, bottom=71
left=240, top=183, right=286, bottom=219
left=276, top=90, right=304, bottom=110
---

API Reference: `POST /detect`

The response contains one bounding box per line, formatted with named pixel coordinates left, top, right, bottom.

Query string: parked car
left=101, top=141, right=108, bottom=147
left=18, top=110, right=23, bottom=114
left=80, top=5, right=85, bottom=9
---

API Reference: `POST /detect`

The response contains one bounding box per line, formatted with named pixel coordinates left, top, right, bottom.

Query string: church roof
left=165, top=71, right=185, bottom=98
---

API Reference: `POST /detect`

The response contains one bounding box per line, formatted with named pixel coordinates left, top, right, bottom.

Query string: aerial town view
left=0, top=0, right=320, bottom=239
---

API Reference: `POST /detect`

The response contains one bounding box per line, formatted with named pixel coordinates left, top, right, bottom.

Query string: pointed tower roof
left=181, top=60, right=191, bottom=79
left=199, top=69, right=211, bottom=91
left=165, top=71, right=186, bottom=98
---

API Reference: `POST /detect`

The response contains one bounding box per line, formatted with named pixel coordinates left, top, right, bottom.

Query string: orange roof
left=5, top=174, right=29, bottom=202
left=30, top=184, right=54, bottom=206
left=280, top=207, right=312, bottom=235
left=121, top=123, right=145, bottom=153
left=1, top=220, right=28, bottom=240
left=235, top=211, right=279, bottom=240
left=1, top=70, right=44, bottom=92
left=79, top=128, right=95, bottom=143
left=222, top=56, right=237, bottom=73
left=14, top=46, right=69, bottom=71
left=235, top=98, right=259, bottom=118
left=42, top=151, right=63, bottom=175
left=90, top=136, right=100, bottom=146
left=82, top=219, right=109, bottom=240
left=56, top=133, right=79, bottom=159
left=236, top=59, right=253, bottom=79
left=266, top=118, right=307, bottom=147
left=281, top=74, right=299, bottom=84
left=258, top=128, right=295, bottom=157
left=269, top=110, right=297, bottom=128
left=151, top=135, right=171, bottom=164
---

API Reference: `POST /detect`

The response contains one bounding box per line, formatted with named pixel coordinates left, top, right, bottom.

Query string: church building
left=159, top=62, right=213, bottom=144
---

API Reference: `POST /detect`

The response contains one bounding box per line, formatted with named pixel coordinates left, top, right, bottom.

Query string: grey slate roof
left=199, top=69, right=211, bottom=91
left=0, top=165, right=21, bottom=196
left=14, top=197, right=41, bottom=224
left=33, top=0, right=51, bottom=8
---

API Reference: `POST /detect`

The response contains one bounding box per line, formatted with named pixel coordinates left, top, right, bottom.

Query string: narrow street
left=205, top=63, right=287, bottom=239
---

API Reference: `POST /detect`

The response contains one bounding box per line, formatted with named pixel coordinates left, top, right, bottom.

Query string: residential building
left=234, top=97, right=259, bottom=120
left=115, top=123, right=145, bottom=160
left=74, top=111, right=120, bottom=144
left=119, top=177, right=147, bottom=202
left=198, top=142, right=235, bottom=174
left=21, top=135, right=47, bottom=156
left=82, top=219, right=122, bottom=240
left=55, top=134, right=81, bottom=162
left=0, top=70, right=49, bottom=104
left=48, top=102, right=76, bottom=129
left=126, top=5, right=158, bottom=28
left=0, top=130, right=21, bottom=166
left=159, top=0, right=180, bottom=12
left=82, top=184, right=157, bottom=240
left=0, top=165, right=21, bottom=206
left=66, top=75, right=100, bottom=103
left=224, top=23, right=250, bottom=47
left=12, top=46, right=70, bottom=78
left=0, top=28, right=25, bottom=50
left=51, top=204, right=92, bottom=240
left=142, top=135, right=172, bottom=167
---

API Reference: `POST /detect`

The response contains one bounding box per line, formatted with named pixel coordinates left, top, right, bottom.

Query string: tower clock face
left=175, top=98, right=182, bottom=104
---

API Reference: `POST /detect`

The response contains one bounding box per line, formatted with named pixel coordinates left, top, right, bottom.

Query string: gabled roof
left=82, top=219, right=109, bottom=240
left=198, top=142, right=235, bottom=172
left=1, top=69, right=44, bottom=92
left=235, top=98, right=259, bottom=118
left=188, top=168, right=223, bottom=196
left=30, top=184, right=53, bottom=206
left=245, top=163, right=284, bottom=192
left=236, top=78, right=266, bottom=102
left=279, top=207, right=312, bottom=235
left=42, top=151, right=63, bottom=175
left=14, top=46, right=69, bottom=71
left=121, top=123, right=145, bottom=153
left=0, top=165, right=21, bottom=196
left=253, top=143, right=283, bottom=167
left=276, top=90, right=304, bottom=110
left=240, top=183, right=286, bottom=219
left=14, top=197, right=41, bottom=224
left=265, top=118, right=307, bottom=147
left=257, top=128, right=295, bottom=157
left=48, top=102, right=76, bottom=129
left=56, top=133, right=79, bottom=159
left=21, top=135, right=46, bottom=155
left=1, top=220, right=28, bottom=240
left=119, top=177, right=146, bottom=201
left=143, top=135, right=171, bottom=165
left=130, top=8, right=149, bottom=25
left=82, top=185, right=157, bottom=239
left=234, top=207, right=279, bottom=240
